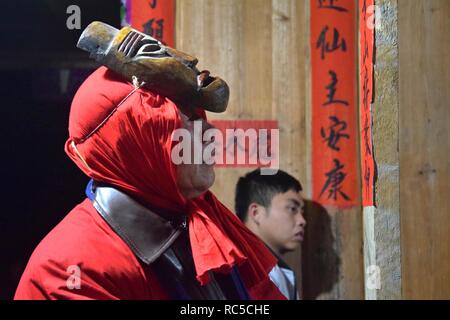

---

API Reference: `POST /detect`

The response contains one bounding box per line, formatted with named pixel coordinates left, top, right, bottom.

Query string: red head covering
left=64, top=67, right=285, bottom=299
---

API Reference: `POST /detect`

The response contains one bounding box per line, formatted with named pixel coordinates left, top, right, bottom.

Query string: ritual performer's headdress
left=77, top=21, right=229, bottom=113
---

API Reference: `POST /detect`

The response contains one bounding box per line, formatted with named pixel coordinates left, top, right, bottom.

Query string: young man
left=235, top=169, right=306, bottom=300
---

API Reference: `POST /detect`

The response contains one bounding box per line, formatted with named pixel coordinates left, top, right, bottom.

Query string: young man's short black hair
left=234, top=168, right=302, bottom=222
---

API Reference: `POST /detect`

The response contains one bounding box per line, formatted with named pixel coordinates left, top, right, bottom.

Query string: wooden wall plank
left=399, top=0, right=450, bottom=299
left=271, top=0, right=307, bottom=298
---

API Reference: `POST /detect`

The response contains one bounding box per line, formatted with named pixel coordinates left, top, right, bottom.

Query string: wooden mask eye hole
left=142, top=43, right=161, bottom=53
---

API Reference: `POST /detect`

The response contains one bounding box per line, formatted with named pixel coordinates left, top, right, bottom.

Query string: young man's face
left=255, top=190, right=306, bottom=255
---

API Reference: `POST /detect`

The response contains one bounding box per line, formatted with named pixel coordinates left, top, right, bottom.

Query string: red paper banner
left=359, top=0, right=375, bottom=206
left=209, top=120, right=279, bottom=169
left=124, top=0, right=175, bottom=47
left=311, top=0, right=358, bottom=208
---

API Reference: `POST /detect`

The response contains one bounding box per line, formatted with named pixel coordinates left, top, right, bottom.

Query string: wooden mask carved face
left=77, top=21, right=229, bottom=113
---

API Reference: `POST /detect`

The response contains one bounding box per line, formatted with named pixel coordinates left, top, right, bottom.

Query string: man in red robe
left=14, top=22, right=285, bottom=300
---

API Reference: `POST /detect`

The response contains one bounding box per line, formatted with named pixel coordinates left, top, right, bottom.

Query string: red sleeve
left=14, top=259, right=120, bottom=300
left=14, top=199, right=169, bottom=300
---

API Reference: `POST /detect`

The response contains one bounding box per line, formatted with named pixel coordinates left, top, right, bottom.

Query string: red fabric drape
left=64, top=67, right=285, bottom=300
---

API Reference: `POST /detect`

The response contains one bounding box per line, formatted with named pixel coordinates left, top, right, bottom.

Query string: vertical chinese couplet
left=311, top=0, right=358, bottom=208
left=359, top=0, right=375, bottom=206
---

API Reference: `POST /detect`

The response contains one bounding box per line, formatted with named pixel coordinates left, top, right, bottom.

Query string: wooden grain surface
left=399, top=0, right=450, bottom=299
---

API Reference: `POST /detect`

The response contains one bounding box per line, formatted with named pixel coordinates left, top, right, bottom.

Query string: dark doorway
left=0, top=0, right=120, bottom=300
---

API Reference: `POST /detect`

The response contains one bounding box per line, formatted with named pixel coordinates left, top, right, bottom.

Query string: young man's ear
left=247, top=203, right=264, bottom=226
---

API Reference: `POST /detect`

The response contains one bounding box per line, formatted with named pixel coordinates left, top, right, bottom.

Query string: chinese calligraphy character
left=149, top=0, right=157, bottom=9
left=318, top=0, right=348, bottom=12
left=362, top=32, right=369, bottom=62
left=362, top=66, right=370, bottom=110
left=321, top=116, right=350, bottom=151
left=323, top=70, right=349, bottom=106
left=363, top=115, right=372, bottom=156
left=364, top=160, right=371, bottom=199
left=143, top=18, right=164, bottom=40
left=316, top=25, right=347, bottom=60
left=361, top=0, right=367, bottom=16
left=224, top=130, right=258, bottom=164
left=225, top=134, right=250, bottom=157
left=320, top=159, right=350, bottom=201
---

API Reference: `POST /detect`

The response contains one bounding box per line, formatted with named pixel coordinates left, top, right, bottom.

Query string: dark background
left=0, top=0, right=121, bottom=299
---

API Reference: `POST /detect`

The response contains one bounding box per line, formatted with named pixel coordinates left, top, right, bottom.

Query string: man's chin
left=283, top=242, right=302, bottom=253
left=188, top=173, right=215, bottom=198
left=197, top=166, right=215, bottom=188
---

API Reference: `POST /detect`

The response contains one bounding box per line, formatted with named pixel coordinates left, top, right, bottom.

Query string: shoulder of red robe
left=14, top=199, right=165, bottom=300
